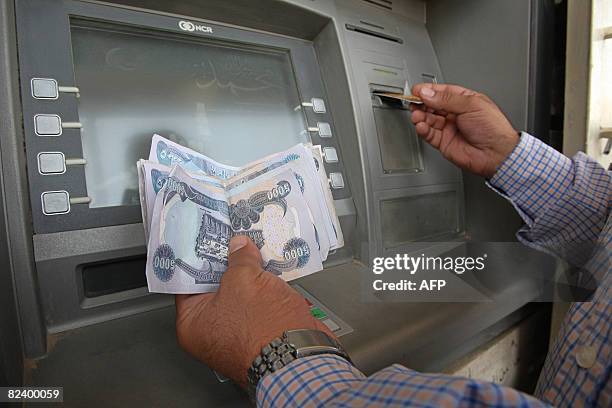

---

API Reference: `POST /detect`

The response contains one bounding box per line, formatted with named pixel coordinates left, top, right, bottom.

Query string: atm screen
left=19, top=1, right=344, bottom=234
left=70, top=20, right=309, bottom=208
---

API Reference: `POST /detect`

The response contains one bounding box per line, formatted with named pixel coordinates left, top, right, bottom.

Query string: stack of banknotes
left=137, top=134, right=344, bottom=294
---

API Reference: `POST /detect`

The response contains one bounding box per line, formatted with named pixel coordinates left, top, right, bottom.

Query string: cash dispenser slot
left=80, top=256, right=147, bottom=298
left=370, top=85, right=423, bottom=174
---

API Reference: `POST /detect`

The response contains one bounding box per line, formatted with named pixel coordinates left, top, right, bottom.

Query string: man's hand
left=410, top=83, right=519, bottom=178
left=175, top=235, right=334, bottom=388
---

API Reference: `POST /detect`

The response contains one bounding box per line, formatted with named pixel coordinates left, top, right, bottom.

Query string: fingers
left=227, top=235, right=264, bottom=271
left=415, top=122, right=440, bottom=145
left=414, top=122, right=430, bottom=137
left=410, top=108, right=426, bottom=122
left=218, top=236, right=265, bottom=293
left=411, top=83, right=478, bottom=114
left=411, top=110, right=446, bottom=130
left=412, top=83, right=476, bottom=98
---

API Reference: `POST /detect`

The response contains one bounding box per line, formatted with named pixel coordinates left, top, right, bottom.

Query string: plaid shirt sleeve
left=256, top=354, right=550, bottom=407
left=487, top=132, right=611, bottom=269
left=256, top=132, right=611, bottom=408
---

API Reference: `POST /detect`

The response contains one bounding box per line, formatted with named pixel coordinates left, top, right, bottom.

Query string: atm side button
left=34, top=114, right=62, bottom=136
left=41, top=191, right=70, bottom=215
left=299, top=98, right=327, bottom=113
left=306, top=122, right=333, bottom=138
left=323, top=147, right=338, bottom=163
left=31, top=78, right=59, bottom=100
left=38, top=153, right=86, bottom=175
left=31, top=77, right=80, bottom=99
left=311, top=98, right=326, bottom=113
left=329, top=172, right=345, bottom=189
left=41, top=191, right=91, bottom=215
left=317, top=122, right=332, bottom=138
left=38, top=152, right=66, bottom=175
left=34, top=114, right=82, bottom=136
left=322, top=319, right=341, bottom=332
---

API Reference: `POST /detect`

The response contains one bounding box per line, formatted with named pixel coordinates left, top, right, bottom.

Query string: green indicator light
left=310, top=307, right=327, bottom=320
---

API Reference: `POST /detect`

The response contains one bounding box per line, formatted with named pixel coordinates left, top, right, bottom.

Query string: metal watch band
left=247, top=337, right=297, bottom=393
left=247, top=330, right=350, bottom=400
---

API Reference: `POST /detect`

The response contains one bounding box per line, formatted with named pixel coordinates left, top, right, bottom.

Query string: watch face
left=285, top=329, right=335, bottom=349
left=285, top=329, right=347, bottom=359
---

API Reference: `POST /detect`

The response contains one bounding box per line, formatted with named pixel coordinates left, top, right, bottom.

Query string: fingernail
left=420, top=87, right=435, bottom=98
left=229, top=235, right=249, bottom=254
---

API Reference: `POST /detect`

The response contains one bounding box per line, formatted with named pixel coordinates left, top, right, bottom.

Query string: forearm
left=257, top=355, right=550, bottom=407
left=488, top=133, right=611, bottom=267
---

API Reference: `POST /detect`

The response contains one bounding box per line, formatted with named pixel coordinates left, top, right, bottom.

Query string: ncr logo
left=178, top=20, right=213, bottom=34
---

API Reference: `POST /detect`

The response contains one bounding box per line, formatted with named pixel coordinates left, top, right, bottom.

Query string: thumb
left=417, top=85, right=477, bottom=114
left=227, top=235, right=263, bottom=270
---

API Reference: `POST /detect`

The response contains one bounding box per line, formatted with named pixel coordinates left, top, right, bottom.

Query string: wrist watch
left=247, top=329, right=351, bottom=399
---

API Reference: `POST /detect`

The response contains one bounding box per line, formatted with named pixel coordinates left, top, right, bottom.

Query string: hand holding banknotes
left=410, top=83, right=519, bottom=178
left=175, top=235, right=335, bottom=388
left=138, top=134, right=344, bottom=294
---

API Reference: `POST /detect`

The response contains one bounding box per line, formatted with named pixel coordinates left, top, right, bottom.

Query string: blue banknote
left=149, top=134, right=240, bottom=179
left=145, top=165, right=322, bottom=294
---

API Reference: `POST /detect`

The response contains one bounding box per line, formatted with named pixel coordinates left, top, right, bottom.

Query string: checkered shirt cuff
left=487, top=132, right=573, bottom=224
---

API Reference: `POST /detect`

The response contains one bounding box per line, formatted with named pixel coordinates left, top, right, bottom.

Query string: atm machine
left=0, top=0, right=557, bottom=405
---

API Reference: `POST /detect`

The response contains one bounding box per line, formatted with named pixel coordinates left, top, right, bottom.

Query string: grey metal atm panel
left=333, top=0, right=464, bottom=264
left=14, top=0, right=358, bottom=347
left=0, top=0, right=46, bottom=360
left=426, top=0, right=555, bottom=241
left=2, top=5, right=556, bottom=402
